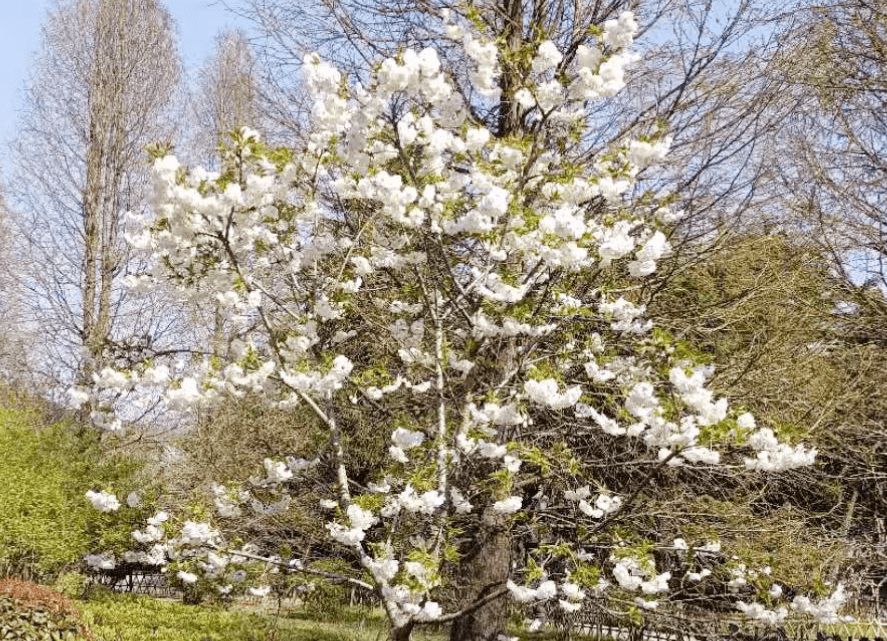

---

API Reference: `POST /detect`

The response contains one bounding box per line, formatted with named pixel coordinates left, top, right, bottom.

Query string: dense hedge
left=0, top=408, right=141, bottom=577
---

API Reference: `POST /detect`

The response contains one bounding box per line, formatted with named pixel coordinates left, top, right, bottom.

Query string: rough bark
left=496, top=0, right=525, bottom=138
left=448, top=509, right=511, bottom=641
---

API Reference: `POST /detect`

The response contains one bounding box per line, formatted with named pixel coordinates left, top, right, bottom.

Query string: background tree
left=0, top=188, right=32, bottom=385
left=647, top=228, right=887, bottom=612
left=771, top=0, right=887, bottom=341
left=10, top=0, right=182, bottom=389
left=190, top=28, right=262, bottom=166
left=721, top=0, right=887, bottom=608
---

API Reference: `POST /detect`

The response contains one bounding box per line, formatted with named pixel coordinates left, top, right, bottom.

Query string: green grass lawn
left=64, top=590, right=887, bottom=641
left=76, top=592, right=449, bottom=641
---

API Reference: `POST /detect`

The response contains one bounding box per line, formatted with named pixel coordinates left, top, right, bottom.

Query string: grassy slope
left=0, top=405, right=143, bottom=577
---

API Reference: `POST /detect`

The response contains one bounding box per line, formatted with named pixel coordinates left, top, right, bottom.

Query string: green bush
left=0, top=595, right=84, bottom=640
left=282, top=559, right=355, bottom=623
left=292, top=579, right=347, bottom=623
left=0, top=408, right=142, bottom=578
left=51, top=573, right=89, bottom=601
left=0, top=580, right=88, bottom=640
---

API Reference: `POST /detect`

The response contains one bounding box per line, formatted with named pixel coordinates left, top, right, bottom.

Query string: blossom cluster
left=85, top=489, right=120, bottom=513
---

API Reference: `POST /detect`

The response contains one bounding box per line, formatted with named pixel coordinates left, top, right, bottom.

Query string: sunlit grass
left=77, top=592, right=449, bottom=641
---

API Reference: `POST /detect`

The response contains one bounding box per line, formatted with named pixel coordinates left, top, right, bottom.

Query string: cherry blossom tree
left=75, top=9, right=839, bottom=641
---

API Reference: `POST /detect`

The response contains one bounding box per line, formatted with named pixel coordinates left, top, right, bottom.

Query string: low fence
left=92, top=565, right=179, bottom=598
left=561, top=600, right=887, bottom=641
left=573, top=621, right=887, bottom=641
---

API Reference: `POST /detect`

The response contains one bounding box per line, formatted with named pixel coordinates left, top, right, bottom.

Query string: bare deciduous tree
left=191, top=28, right=262, bottom=164
left=772, top=0, right=887, bottom=340
left=0, top=187, right=31, bottom=384
left=11, top=0, right=182, bottom=387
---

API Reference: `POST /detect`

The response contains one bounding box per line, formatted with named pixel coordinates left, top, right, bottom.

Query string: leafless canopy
left=191, top=28, right=261, bottom=164
left=11, top=0, right=182, bottom=385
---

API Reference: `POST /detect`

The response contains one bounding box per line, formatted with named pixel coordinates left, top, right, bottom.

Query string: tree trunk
left=496, top=0, right=524, bottom=138
left=391, top=622, right=414, bottom=641
left=79, top=114, right=106, bottom=390
left=448, top=509, right=511, bottom=641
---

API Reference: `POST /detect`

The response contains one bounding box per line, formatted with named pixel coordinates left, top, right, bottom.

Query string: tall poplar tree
left=11, top=0, right=181, bottom=386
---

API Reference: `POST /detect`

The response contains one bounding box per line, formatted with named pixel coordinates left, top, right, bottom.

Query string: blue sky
left=0, top=0, right=242, bottom=149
